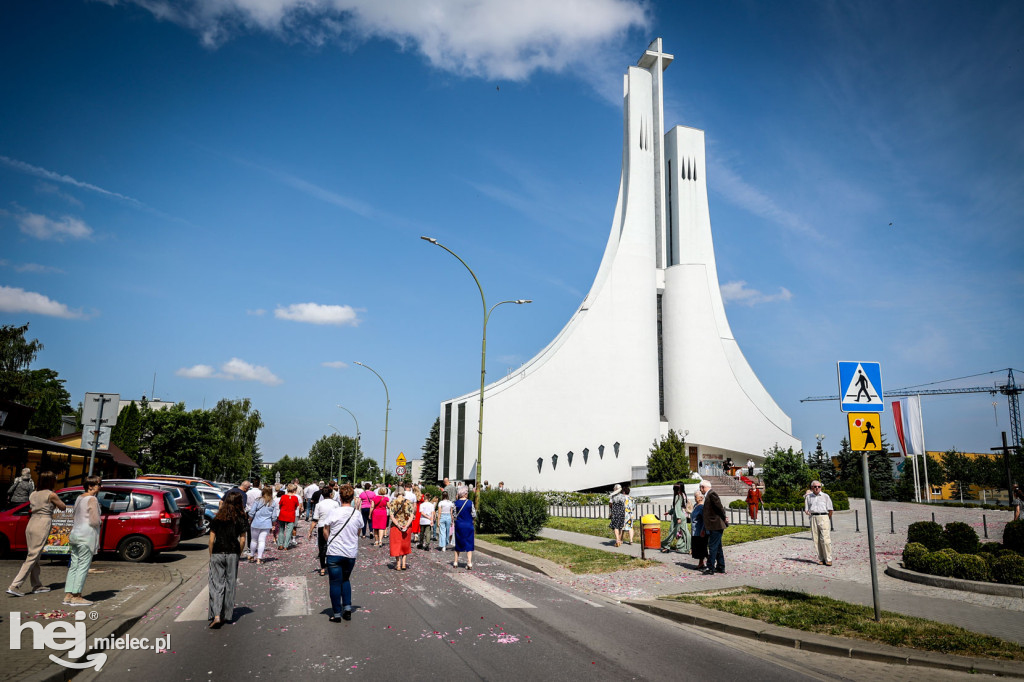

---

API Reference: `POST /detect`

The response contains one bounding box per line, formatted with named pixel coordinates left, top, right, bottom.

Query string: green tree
left=806, top=439, right=833, bottom=485
left=110, top=400, right=142, bottom=459
left=0, top=325, right=71, bottom=437
left=646, top=429, right=690, bottom=483
left=209, top=398, right=263, bottom=483
left=761, top=445, right=811, bottom=497
left=421, top=417, right=440, bottom=485
left=867, top=436, right=897, bottom=501
left=0, top=323, right=43, bottom=387
left=942, top=449, right=975, bottom=501
left=268, top=455, right=314, bottom=485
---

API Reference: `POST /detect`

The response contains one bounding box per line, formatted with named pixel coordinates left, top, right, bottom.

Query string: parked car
left=197, top=487, right=223, bottom=522
left=0, top=484, right=181, bottom=562
left=138, top=474, right=218, bottom=489
left=104, top=479, right=207, bottom=539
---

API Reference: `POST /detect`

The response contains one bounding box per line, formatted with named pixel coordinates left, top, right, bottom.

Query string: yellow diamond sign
left=395, top=452, right=407, bottom=467
left=848, top=413, right=882, bottom=452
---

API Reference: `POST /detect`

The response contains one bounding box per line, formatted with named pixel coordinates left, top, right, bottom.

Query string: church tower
left=435, top=39, right=799, bottom=489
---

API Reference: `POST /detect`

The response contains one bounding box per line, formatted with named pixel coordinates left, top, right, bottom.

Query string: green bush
left=907, top=521, right=947, bottom=551
left=476, top=489, right=507, bottom=534
left=420, top=484, right=443, bottom=501
left=981, top=552, right=997, bottom=569
left=943, top=521, right=980, bottom=554
left=495, top=491, right=549, bottom=541
left=952, top=553, right=991, bottom=582
left=991, top=554, right=1024, bottom=586
left=902, top=542, right=929, bottom=571
left=1003, top=520, right=1024, bottom=555
left=979, top=541, right=1002, bottom=554
left=921, top=550, right=956, bottom=577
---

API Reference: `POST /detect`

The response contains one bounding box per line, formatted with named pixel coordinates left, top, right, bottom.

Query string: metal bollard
left=855, top=509, right=860, bottom=532
left=891, top=510, right=895, bottom=534
left=931, top=512, right=935, bottom=524
left=983, top=514, right=988, bottom=539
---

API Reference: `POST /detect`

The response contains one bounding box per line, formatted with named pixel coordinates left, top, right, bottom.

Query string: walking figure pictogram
left=854, top=370, right=871, bottom=402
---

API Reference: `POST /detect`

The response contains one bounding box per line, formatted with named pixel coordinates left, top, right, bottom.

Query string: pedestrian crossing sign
left=837, top=361, right=884, bottom=412
left=848, top=413, right=882, bottom=451
left=396, top=452, right=407, bottom=466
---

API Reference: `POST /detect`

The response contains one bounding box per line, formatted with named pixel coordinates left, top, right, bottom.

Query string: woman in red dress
left=387, top=490, right=413, bottom=570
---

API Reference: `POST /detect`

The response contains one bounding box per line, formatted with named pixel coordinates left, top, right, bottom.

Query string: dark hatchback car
left=104, top=479, right=207, bottom=539
left=0, top=484, right=181, bottom=562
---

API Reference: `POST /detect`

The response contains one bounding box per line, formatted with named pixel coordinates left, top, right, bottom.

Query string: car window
left=132, top=492, right=154, bottom=511
left=96, top=490, right=132, bottom=513
left=58, top=490, right=82, bottom=506
left=162, top=492, right=179, bottom=513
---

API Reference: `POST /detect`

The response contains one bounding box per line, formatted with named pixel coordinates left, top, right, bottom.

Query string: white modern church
left=436, top=39, right=800, bottom=490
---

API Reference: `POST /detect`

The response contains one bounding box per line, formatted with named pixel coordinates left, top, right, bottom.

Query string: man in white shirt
left=403, top=482, right=416, bottom=505
left=303, top=481, right=321, bottom=522
left=246, top=477, right=262, bottom=512
left=746, top=459, right=755, bottom=477
left=313, top=485, right=340, bottom=575
left=804, top=481, right=834, bottom=566
left=416, top=497, right=435, bottom=551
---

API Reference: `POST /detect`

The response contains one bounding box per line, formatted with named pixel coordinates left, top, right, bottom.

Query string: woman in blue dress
left=451, top=487, right=476, bottom=570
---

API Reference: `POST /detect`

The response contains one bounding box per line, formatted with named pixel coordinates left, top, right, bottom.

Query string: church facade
left=436, top=39, right=800, bottom=490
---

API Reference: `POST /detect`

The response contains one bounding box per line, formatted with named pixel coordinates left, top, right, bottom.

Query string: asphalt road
left=72, top=520, right=979, bottom=682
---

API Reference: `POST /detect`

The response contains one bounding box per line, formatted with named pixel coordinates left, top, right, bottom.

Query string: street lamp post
left=337, top=404, right=361, bottom=484
left=420, top=236, right=531, bottom=505
left=354, top=361, right=389, bottom=482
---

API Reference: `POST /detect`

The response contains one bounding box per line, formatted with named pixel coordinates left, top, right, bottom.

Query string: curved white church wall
left=435, top=40, right=800, bottom=490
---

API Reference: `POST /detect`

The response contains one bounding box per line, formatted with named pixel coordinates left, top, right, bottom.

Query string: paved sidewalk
left=1, top=539, right=209, bottom=682
left=535, top=500, right=1024, bottom=645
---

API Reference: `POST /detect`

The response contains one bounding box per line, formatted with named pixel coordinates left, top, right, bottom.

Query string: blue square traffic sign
left=837, top=361, right=884, bottom=412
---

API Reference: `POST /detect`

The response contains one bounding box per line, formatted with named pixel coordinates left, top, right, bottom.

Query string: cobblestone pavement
left=541, top=500, right=1024, bottom=644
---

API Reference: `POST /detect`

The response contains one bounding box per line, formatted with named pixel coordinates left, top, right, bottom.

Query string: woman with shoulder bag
left=248, top=486, right=275, bottom=564
left=451, top=487, right=476, bottom=570
left=690, top=491, right=708, bottom=570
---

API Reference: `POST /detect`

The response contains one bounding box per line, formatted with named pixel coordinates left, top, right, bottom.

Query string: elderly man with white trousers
left=804, top=481, right=834, bottom=566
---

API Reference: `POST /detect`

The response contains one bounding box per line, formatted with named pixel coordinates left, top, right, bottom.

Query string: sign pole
left=87, top=396, right=107, bottom=477
left=861, top=450, right=882, bottom=621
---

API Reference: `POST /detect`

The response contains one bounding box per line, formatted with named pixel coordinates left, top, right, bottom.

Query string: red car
left=0, top=484, right=181, bottom=562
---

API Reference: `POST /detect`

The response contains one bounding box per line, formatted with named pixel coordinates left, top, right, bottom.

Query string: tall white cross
left=638, top=38, right=674, bottom=269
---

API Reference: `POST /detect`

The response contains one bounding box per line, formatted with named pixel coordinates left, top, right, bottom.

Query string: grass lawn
left=478, top=533, right=655, bottom=574
left=545, top=517, right=803, bottom=546
left=664, top=588, right=1024, bottom=661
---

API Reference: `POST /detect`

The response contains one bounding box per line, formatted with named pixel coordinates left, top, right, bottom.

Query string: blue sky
left=2, top=0, right=1021, bottom=470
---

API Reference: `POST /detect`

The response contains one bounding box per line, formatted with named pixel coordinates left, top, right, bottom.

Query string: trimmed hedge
left=991, top=554, right=1024, bottom=586
left=943, top=521, right=980, bottom=555
left=979, top=541, right=1003, bottom=554
left=907, top=521, right=946, bottom=551
left=921, top=550, right=956, bottom=577
left=539, top=491, right=650, bottom=506
left=902, top=542, right=929, bottom=572
left=952, top=553, right=991, bottom=582
left=1003, top=520, right=1024, bottom=555
left=477, top=489, right=549, bottom=540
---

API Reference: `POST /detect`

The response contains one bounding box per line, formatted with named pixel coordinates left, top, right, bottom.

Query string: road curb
left=474, top=539, right=572, bottom=579
left=624, top=598, right=1024, bottom=678
left=885, top=561, right=1024, bottom=598
left=21, top=557, right=206, bottom=682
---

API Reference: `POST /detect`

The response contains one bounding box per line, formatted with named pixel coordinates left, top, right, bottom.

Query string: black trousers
left=317, top=527, right=328, bottom=570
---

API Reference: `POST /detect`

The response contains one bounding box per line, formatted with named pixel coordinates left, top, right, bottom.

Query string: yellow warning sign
left=848, top=413, right=882, bottom=451
left=395, top=452, right=407, bottom=466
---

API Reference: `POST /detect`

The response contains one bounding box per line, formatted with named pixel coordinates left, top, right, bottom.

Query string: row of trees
left=265, top=433, right=383, bottom=485
left=0, top=323, right=73, bottom=438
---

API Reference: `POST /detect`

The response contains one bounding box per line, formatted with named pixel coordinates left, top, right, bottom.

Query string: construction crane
left=801, top=368, right=1022, bottom=447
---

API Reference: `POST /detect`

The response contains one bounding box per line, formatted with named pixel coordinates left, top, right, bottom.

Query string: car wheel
left=118, top=536, right=153, bottom=562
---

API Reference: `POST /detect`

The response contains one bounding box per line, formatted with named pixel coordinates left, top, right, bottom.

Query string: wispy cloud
left=321, top=361, right=348, bottom=369
left=721, top=280, right=793, bottom=307
left=176, top=358, right=283, bottom=385
left=0, top=260, right=64, bottom=275
left=15, top=211, right=93, bottom=241
left=246, top=308, right=266, bottom=316
left=708, top=158, right=821, bottom=240
left=275, top=302, right=361, bottom=326
left=35, top=182, right=83, bottom=207
left=0, top=155, right=143, bottom=206
left=102, top=0, right=648, bottom=81
left=0, top=285, right=86, bottom=319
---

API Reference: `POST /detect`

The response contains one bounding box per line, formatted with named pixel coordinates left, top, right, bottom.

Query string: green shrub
left=476, top=489, right=507, bottom=534
left=1003, top=520, right=1024, bottom=555
left=981, top=552, right=997, bottom=569
left=902, top=542, right=929, bottom=572
left=979, top=541, right=1002, bottom=554
left=991, top=554, right=1024, bottom=586
left=952, top=553, right=991, bottom=582
left=921, top=550, right=956, bottom=577
left=495, top=491, right=549, bottom=541
left=830, top=491, right=848, bottom=508
left=943, top=521, right=980, bottom=554
left=907, top=521, right=947, bottom=551
left=420, top=484, right=443, bottom=501
left=729, top=500, right=746, bottom=509
left=998, top=549, right=1019, bottom=559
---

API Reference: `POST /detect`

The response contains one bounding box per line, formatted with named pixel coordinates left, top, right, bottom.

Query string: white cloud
left=101, top=0, right=648, bottom=81
left=721, top=281, right=793, bottom=307
left=708, top=158, right=821, bottom=240
left=35, top=182, right=83, bottom=207
left=275, top=302, right=361, bottom=326
left=16, top=212, right=93, bottom=241
left=0, top=155, right=142, bottom=205
left=0, top=260, right=64, bottom=274
left=0, top=285, right=85, bottom=319
left=322, top=361, right=348, bottom=369
left=176, top=358, right=283, bottom=385
left=176, top=364, right=216, bottom=379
